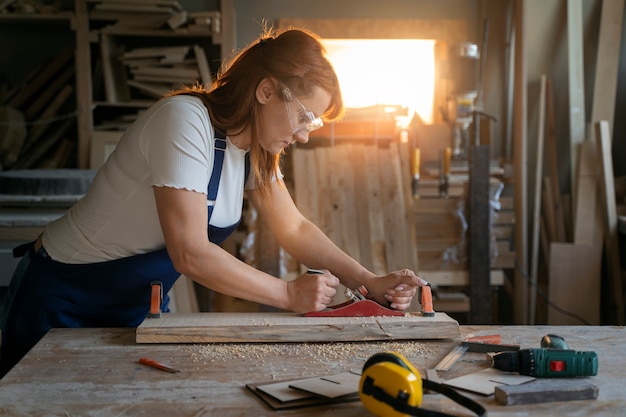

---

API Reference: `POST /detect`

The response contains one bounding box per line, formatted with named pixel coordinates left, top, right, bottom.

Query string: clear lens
left=283, top=87, right=324, bottom=135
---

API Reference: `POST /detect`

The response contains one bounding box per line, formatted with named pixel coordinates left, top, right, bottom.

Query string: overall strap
left=207, top=129, right=228, bottom=219
left=206, top=129, right=251, bottom=220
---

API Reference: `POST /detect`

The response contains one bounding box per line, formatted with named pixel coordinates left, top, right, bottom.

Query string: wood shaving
left=187, top=340, right=437, bottom=367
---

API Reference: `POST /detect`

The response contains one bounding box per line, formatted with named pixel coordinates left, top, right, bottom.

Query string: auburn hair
left=168, top=27, right=344, bottom=199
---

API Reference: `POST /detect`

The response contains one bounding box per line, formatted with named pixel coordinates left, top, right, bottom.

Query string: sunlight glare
left=322, top=39, right=436, bottom=124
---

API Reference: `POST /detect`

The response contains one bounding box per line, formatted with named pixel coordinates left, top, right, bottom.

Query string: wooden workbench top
left=0, top=324, right=623, bottom=416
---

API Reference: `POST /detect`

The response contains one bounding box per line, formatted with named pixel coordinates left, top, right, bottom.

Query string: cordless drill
left=491, top=334, right=598, bottom=378
left=491, top=348, right=598, bottom=377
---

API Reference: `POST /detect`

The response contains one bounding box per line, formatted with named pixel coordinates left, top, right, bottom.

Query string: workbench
left=0, top=324, right=623, bottom=416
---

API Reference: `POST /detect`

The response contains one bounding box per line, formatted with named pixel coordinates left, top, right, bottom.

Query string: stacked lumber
left=413, top=195, right=514, bottom=273
left=98, top=41, right=212, bottom=128
left=88, top=0, right=184, bottom=30
left=533, top=0, right=624, bottom=326
left=0, top=47, right=76, bottom=169
left=123, top=45, right=210, bottom=98
left=88, top=0, right=222, bottom=36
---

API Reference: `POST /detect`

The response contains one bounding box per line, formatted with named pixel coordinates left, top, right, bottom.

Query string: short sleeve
left=140, top=96, right=213, bottom=194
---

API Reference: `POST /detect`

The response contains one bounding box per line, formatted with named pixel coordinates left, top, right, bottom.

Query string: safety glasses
left=283, top=87, right=324, bottom=135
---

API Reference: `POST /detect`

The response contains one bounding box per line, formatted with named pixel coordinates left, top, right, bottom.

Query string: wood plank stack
left=537, top=0, right=625, bottom=326
left=0, top=47, right=76, bottom=169
left=413, top=195, right=514, bottom=270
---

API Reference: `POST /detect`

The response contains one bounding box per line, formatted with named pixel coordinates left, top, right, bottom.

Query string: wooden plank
left=545, top=78, right=567, bottom=242
left=24, top=84, right=74, bottom=146
left=100, top=34, right=130, bottom=103
left=364, top=145, right=386, bottom=275
left=136, top=312, right=460, bottom=343
left=468, top=145, right=491, bottom=323
left=542, top=177, right=557, bottom=243
left=75, top=0, right=93, bottom=169
left=352, top=144, right=374, bottom=272
left=398, top=141, right=419, bottom=271
left=573, top=140, right=602, bottom=245
left=422, top=270, right=504, bottom=287
left=7, top=47, right=73, bottom=109
left=513, top=0, right=528, bottom=324
left=26, top=65, right=74, bottom=119
left=495, top=379, right=599, bottom=406
left=0, top=106, right=26, bottom=167
left=548, top=242, right=601, bottom=325
left=567, top=0, right=586, bottom=204
left=595, top=120, right=624, bottom=324
left=14, top=118, right=74, bottom=170
left=193, top=45, right=212, bottom=87
left=381, top=143, right=413, bottom=271
left=530, top=75, right=547, bottom=325
left=292, top=147, right=319, bottom=226
left=335, top=145, right=360, bottom=262
left=589, top=0, right=624, bottom=139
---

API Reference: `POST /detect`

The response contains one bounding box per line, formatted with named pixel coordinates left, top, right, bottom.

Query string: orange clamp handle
left=421, top=285, right=435, bottom=317
left=149, top=281, right=162, bottom=318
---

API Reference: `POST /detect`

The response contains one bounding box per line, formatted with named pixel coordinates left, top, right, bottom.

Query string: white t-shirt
left=43, top=95, right=252, bottom=263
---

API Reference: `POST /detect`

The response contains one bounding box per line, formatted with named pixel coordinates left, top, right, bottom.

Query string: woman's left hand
left=365, top=269, right=428, bottom=311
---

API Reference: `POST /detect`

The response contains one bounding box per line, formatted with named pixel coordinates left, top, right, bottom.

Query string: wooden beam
left=468, top=144, right=491, bottom=324
left=74, top=0, right=93, bottom=169
left=136, top=312, right=461, bottom=344
left=595, top=120, right=625, bottom=324
left=589, top=0, right=624, bottom=139
left=567, top=0, right=586, bottom=204
left=530, top=75, right=547, bottom=325
left=513, top=0, right=529, bottom=324
left=545, top=78, right=567, bottom=242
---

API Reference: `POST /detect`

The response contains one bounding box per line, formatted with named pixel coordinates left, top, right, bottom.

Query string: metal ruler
left=434, top=345, right=469, bottom=371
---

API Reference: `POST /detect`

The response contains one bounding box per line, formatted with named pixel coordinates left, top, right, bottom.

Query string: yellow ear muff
left=359, top=351, right=423, bottom=417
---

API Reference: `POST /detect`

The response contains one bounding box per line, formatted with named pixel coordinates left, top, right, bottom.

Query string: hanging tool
left=412, top=148, right=420, bottom=198
left=439, top=147, right=451, bottom=198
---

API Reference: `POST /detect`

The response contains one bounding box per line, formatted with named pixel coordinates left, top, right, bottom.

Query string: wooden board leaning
left=136, top=312, right=460, bottom=344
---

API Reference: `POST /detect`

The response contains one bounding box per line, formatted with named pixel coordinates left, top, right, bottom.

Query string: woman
left=0, top=27, right=426, bottom=377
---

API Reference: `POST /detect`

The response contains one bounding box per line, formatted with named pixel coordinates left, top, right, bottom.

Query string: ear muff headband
left=360, top=351, right=486, bottom=417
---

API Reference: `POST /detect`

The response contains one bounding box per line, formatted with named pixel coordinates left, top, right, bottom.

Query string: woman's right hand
left=286, top=269, right=340, bottom=313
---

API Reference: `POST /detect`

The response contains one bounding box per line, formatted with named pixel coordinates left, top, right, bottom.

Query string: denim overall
left=0, top=129, right=248, bottom=376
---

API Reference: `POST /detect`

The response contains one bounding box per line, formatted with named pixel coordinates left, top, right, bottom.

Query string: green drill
left=491, top=348, right=598, bottom=378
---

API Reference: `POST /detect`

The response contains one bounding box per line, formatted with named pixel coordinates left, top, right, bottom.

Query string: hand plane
left=303, top=285, right=435, bottom=318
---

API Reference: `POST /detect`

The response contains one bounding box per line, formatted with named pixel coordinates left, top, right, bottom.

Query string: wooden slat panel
left=363, top=146, right=386, bottom=275
left=136, top=312, right=460, bottom=343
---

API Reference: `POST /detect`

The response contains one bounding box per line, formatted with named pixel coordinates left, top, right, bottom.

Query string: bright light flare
left=322, top=39, right=436, bottom=124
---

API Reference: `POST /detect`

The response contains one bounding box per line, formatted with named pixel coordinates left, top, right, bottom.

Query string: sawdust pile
left=188, top=340, right=436, bottom=366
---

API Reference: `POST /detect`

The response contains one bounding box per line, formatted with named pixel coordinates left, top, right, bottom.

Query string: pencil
left=138, top=357, right=180, bottom=373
